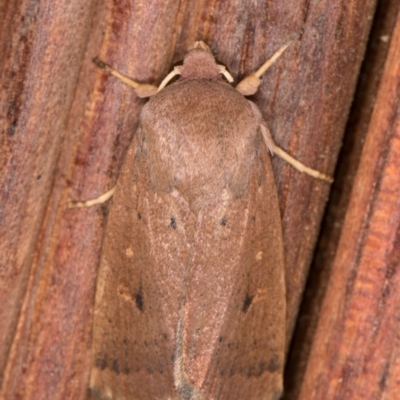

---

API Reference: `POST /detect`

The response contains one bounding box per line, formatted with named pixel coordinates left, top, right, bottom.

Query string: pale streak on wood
left=68, top=186, right=115, bottom=208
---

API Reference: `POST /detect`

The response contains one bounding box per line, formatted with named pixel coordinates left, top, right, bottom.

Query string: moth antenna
left=93, top=57, right=158, bottom=98
left=157, top=67, right=182, bottom=93
left=236, top=34, right=299, bottom=96
left=253, top=36, right=297, bottom=79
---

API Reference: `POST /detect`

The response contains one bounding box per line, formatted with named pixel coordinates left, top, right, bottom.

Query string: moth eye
left=169, top=217, right=177, bottom=230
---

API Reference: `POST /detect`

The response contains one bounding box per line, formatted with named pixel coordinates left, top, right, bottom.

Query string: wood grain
left=294, top=9, right=400, bottom=399
left=0, top=0, right=98, bottom=395
left=0, top=0, right=377, bottom=399
left=285, top=1, right=400, bottom=398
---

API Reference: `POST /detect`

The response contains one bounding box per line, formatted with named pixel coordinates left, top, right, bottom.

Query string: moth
left=86, top=39, right=331, bottom=400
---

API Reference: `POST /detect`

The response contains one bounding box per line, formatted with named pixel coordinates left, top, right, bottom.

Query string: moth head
left=179, top=42, right=233, bottom=83
left=189, top=41, right=212, bottom=52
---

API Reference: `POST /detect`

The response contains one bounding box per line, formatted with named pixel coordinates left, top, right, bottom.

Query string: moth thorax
left=180, top=49, right=220, bottom=80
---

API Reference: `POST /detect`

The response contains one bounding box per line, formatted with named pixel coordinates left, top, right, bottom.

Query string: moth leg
left=260, top=123, right=333, bottom=183
left=235, top=34, right=299, bottom=96
left=93, top=57, right=158, bottom=98
left=68, top=186, right=115, bottom=208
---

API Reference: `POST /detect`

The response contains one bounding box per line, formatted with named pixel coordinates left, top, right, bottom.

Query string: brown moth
left=88, top=40, right=330, bottom=400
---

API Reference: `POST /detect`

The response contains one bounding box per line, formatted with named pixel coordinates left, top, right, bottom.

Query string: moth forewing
left=89, top=40, right=330, bottom=400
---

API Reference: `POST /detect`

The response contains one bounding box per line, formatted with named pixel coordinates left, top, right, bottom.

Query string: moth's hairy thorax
left=140, top=78, right=261, bottom=209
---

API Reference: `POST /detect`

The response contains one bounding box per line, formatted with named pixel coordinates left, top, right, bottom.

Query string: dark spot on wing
left=95, top=354, right=108, bottom=370
left=178, top=383, right=194, bottom=400
left=146, top=365, right=154, bottom=374
left=220, top=217, right=227, bottom=226
left=137, top=212, right=142, bottom=219
left=267, top=354, right=281, bottom=373
left=134, top=285, right=144, bottom=312
left=158, top=363, right=164, bottom=374
left=257, top=361, right=266, bottom=377
left=8, top=119, right=18, bottom=136
left=379, top=361, right=389, bottom=390
left=247, top=365, right=254, bottom=377
left=242, top=293, right=254, bottom=313
left=170, top=217, right=177, bottom=229
left=112, top=359, right=120, bottom=375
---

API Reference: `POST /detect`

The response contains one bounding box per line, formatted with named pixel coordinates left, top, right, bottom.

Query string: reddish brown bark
left=0, top=0, right=377, bottom=399
left=284, top=1, right=400, bottom=398
left=293, top=9, right=400, bottom=399
left=0, top=0, right=98, bottom=394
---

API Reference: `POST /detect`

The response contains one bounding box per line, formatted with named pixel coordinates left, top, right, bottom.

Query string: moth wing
left=90, top=133, right=197, bottom=400
left=181, top=138, right=285, bottom=400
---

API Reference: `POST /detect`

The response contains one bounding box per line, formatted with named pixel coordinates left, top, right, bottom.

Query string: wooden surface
left=291, top=8, right=400, bottom=399
left=284, top=1, right=400, bottom=398
left=0, top=0, right=98, bottom=396
left=0, top=0, right=380, bottom=399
